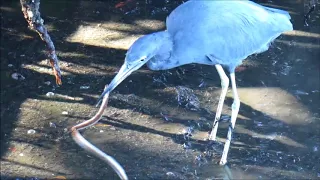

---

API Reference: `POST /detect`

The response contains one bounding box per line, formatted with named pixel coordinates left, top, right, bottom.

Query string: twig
left=20, top=0, right=62, bottom=85
left=304, top=0, right=317, bottom=26
left=71, top=86, right=128, bottom=180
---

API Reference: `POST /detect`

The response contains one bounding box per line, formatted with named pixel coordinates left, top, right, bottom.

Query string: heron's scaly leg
left=208, top=65, right=229, bottom=141
left=219, top=72, right=240, bottom=165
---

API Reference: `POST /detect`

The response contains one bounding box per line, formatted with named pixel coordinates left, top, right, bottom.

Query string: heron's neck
left=146, top=31, right=175, bottom=70
left=154, top=30, right=173, bottom=58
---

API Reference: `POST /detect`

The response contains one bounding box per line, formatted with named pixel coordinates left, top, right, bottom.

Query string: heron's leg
left=219, top=72, right=240, bottom=165
left=208, top=65, right=229, bottom=141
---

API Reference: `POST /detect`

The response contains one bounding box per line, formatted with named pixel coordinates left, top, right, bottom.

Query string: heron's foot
left=219, top=158, right=227, bottom=166
left=208, top=134, right=217, bottom=141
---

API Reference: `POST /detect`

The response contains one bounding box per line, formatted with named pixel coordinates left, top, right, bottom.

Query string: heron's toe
left=219, top=159, right=227, bottom=165
left=208, top=136, right=215, bottom=141
left=208, top=133, right=218, bottom=141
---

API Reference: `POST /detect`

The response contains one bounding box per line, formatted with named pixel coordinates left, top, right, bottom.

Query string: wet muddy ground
left=1, top=0, right=319, bottom=179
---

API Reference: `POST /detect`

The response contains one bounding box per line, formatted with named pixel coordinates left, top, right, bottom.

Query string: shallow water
left=1, top=0, right=319, bottom=179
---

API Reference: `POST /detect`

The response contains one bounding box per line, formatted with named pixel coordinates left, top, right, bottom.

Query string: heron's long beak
left=96, top=60, right=146, bottom=106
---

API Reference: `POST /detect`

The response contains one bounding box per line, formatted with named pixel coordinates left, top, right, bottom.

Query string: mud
left=1, top=0, right=319, bottom=179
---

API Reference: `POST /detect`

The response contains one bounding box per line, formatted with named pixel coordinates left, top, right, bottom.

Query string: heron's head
left=97, top=32, right=170, bottom=101
left=125, top=33, right=161, bottom=65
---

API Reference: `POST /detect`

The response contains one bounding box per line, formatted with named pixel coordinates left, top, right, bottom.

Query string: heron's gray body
left=146, top=0, right=293, bottom=72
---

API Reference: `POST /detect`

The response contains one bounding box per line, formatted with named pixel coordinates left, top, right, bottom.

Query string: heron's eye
left=139, top=56, right=147, bottom=62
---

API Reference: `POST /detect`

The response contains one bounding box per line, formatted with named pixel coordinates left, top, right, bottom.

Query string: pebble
left=49, top=122, right=57, bottom=128
left=44, top=81, right=51, bottom=85
left=11, top=73, right=25, bottom=80
left=294, top=90, right=309, bottom=95
left=46, top=92, right=55, bottom=97
left=27, top=129, right=36, bottom=134
left=80, top=86, right=90, bottom=89
left=61, top=111, right=69, bottom=115
left=166, top=172, right=175, bottom=177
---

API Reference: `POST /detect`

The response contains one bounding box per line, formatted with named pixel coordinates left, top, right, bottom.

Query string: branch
left=20, top=0, right=62, bottom=85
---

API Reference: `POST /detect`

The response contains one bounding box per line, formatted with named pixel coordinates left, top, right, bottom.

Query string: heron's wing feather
left=263, top=6, right=291, bottom=19
left=166, top=1, right=293, bottom=64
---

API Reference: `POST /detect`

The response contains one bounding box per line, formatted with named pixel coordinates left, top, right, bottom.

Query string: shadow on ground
left=1, top=0, right=319, bottom=179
